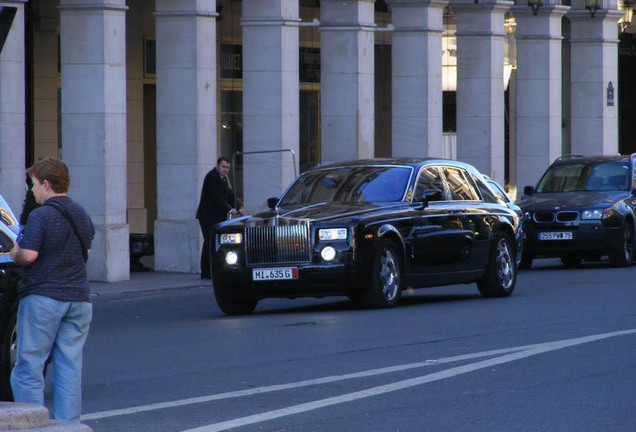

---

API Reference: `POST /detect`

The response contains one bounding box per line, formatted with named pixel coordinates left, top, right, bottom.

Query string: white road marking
left=81, top=329, right=636, bottom=431
left=180, top=329, right=636, bottom=432
left=82, top=344, right=528, bottom=421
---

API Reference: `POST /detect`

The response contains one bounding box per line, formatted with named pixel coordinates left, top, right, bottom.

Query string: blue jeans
left=10, top=295, right=92, bottom=423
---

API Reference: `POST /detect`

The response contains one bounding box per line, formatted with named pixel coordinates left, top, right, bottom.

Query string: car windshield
left=279, top=166, right=412, bottom=206
left=536, top=161, right=629, bottom=193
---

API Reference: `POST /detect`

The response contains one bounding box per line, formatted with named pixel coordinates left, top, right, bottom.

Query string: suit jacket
left=196, top=167, right=236, bottom=230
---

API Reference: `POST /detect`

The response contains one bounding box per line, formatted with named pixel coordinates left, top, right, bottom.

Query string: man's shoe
left=201, top=274, right=211, bottom=280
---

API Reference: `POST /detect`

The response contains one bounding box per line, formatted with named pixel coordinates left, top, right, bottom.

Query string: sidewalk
left=90, top=271, right=209, bottom=297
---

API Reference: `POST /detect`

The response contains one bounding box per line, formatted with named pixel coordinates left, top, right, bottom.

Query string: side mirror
left=419, top=189, right=443, bottom=208
left=523, top=185, right=535, bottom=196
left=267, top=197, right=279, bottom=209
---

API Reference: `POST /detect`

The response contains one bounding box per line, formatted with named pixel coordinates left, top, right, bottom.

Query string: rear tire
left=361, top=239, right=403, bottom=308
left=609, top=222, right=633, bottom=267
left=477, top=232, right=516, bottom=298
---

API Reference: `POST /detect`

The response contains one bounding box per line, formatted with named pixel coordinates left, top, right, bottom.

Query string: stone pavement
left=90, top=272, right=209, bottom=297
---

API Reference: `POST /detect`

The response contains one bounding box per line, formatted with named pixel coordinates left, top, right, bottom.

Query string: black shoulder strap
left=45, top=200, right=88, bottom=263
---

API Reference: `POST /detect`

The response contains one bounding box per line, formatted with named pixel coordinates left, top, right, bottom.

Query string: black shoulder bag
left=45, top=201, right=88, bottom=263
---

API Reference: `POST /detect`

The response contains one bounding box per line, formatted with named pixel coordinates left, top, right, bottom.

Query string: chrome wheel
left=495, top=237, right=515, bottom=290
left=477, top=232, right=516, bottom=298
left=9, top=323, right=17, bottom=369
left=622, top=224, right=633, bottom=262
left=610, top=223, right=634, bottom=267
left=379, top=247, right=400, bottom=301
left=360, top=239, right=403, bottom=308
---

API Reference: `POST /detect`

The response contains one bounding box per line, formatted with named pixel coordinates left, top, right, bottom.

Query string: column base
left=87, top=223, right=130, bottom=282
left=154, top=219, right=200, bottom=273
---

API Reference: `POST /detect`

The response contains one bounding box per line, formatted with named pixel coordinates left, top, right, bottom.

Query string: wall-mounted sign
left=221, top=44, right=242, bottom=79
left=607, top=81, right=614, bottom=107
left=220, top=44, right=320, bottom=83
left=300, top=47, right=320, bottom=83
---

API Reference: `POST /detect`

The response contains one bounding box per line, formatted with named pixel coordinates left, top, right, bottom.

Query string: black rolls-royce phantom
left=211, top=158, right=521, bottom=315
left=0, top=194, right=20, bottom=400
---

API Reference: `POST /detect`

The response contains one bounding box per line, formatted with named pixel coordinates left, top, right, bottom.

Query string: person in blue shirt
left=9, top=157, right=95, bottom=423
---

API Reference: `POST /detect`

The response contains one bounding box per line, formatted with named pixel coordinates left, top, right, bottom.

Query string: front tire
left=609, top=222, right=633, bottom=267
left=214, top=291, right=257, bottom=315
left=477, top=232, right=516, bottom=298
left=0, top=308, right=17, bottom=401
left=561, top=255, right=582, bottom=268
left=519, top=252, right=533, bottom=270
left=361, top=239, right=403, bottom=308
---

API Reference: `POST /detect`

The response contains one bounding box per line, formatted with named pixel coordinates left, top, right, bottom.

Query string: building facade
left=0, top=0, right=634, bottom=281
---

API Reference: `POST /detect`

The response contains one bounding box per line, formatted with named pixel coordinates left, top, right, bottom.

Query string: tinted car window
left=280, top=166, right=412, bottom=206
left=442, top=167, right=480, bottom=201
left=0, top=230, right=13, bottom=254
left=413, top=167, right=444, bottom=202
left=486, top=179, right=508, bottom=204
left=537, top=161, right=629, bottom=193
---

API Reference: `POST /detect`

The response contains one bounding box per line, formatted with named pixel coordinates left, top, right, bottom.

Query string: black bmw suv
left=517, top=154, right=636, bottom=269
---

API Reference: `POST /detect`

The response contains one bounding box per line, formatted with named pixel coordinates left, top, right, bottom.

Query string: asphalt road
left=77, top=258, right=636, bottom=432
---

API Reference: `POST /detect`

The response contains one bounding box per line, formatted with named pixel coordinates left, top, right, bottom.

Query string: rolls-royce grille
left=245, top=224, right=312, bottom=265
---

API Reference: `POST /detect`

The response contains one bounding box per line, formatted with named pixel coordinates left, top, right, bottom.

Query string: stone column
left=241, top=0, right=300, bottom=214
left=320, top=0, right=376, bottom=163
left=388, top=0, right=447, bottom=158
left=59, top=0, right=129, bottom=282
left=452, top=0, right=512, bottom=185
left=512, top=1, right=569, bottom=190
left=0, top=1, right=27, bottom=214
left=154, top=0, right=217, bottom=273
left=567, top=0, right=623, bottom=155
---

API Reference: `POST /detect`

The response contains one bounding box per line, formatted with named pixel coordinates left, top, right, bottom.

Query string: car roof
left=306, top=157, right=480, bottom=172
left=551, top=154, right=635, bottom=166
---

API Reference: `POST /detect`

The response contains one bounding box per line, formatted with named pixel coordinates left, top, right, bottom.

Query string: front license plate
left=538, top=231, right=573, bottom=241
left=252, top=267, right=299, bottom=281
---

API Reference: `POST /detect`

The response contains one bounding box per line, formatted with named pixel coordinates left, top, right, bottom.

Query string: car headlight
left=318, top=228, right=347, bottom=241
left=220, top=233, right=243, bottom=244
left=225, top=251, right=238, bottom=265
left=321, top=246, right=337, bottom=261
left=581, top=209, right=613, bottom=220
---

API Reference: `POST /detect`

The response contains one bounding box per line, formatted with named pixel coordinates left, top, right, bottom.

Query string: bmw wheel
left=477, top=231, right=516, bottom=298
left=609, top=222, right=634, bottom=267
left=561, top=255, right=582, bottom=268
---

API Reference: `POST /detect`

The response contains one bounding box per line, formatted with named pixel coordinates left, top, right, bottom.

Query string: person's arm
left=10, top=244, right=38, bottom=265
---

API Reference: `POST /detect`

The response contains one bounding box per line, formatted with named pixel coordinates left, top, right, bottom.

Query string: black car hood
left=517, top=191, right=629, bottom=211
left=219, top=201, right=409, bottom=228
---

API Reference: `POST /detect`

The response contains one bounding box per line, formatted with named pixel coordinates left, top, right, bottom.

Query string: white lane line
left=82, top=344, right=530, bottom=421
left=180, top=328, right=636, bottom=432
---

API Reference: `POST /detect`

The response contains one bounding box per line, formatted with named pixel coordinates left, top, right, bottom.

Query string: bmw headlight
left=220, top=233, right=243, bottom=244
left=319, top=228, right=348, bottom=241
left=581, top=209, right=613, bottom=220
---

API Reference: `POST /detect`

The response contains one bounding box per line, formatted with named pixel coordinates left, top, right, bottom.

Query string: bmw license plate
left=538, top=231, right=573, bottom=241
left=252, top=267, right=299, bottom=281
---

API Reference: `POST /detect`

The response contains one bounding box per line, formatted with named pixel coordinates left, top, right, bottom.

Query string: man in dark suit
left=196, top=157, right=245, bottom=279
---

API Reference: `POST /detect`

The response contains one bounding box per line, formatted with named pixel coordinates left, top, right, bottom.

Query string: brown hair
left=27, top=157, right=70, bottom=193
